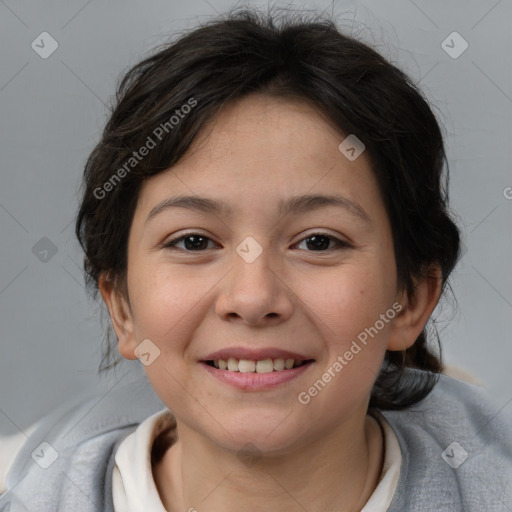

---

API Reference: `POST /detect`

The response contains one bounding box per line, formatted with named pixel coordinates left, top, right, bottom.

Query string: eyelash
left=162, top=231, right=351, bottom=253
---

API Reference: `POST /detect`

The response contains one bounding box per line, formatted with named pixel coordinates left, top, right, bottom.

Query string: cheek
left=312, top=260, right=396, bottom=336
left=128, top=262, right=192, bottom=343
left=128, top=260, right=222, bottom=357
left=127, top=262, right=208, bottom=409
left=294, top=265, right=395, bottom=420
left=301, top=257, right=397, bottom=400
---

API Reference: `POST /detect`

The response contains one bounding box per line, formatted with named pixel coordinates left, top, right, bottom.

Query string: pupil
left=185, top=235, right=207, bottom=250
left=307, top=235, right=329, bottom=251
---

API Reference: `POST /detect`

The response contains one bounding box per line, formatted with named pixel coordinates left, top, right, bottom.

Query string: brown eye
left=164, top=233, right=216, bottom=251
left=295, top=233, right=350, bottom=252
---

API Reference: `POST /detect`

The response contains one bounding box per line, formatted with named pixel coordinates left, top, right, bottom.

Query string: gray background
left=1, top=0, right=511, bottom=436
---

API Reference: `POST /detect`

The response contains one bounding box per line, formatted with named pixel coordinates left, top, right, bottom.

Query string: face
left=104, top=94, right=423, bottom=455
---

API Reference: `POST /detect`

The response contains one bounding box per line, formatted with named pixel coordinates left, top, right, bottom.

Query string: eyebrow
left=145, top=193, right=371, bottom=225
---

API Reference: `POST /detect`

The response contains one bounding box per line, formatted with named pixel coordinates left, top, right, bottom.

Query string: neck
left=153, top=413, right=384, bottom=512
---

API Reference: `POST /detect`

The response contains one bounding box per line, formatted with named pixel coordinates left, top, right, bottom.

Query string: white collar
left=112, top=408, right=401, bottom=512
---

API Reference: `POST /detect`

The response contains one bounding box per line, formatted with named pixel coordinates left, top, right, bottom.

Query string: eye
left=294, top=232, right=350, bottom=252
left=163, top=233, right=217, bottom=252
left=163, top=231, right=350, bottom=253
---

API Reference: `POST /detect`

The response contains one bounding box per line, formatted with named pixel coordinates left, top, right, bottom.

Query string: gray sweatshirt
left=1, top=367, right=511, bottom=511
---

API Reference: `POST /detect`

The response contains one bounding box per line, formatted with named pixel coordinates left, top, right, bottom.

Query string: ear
left=387, top=265, right=443, bottom=352
left=99, top=273, right=138, bottom=360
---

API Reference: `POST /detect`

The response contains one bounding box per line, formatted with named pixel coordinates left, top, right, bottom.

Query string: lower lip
left=200, top=361, right=314, bottom=390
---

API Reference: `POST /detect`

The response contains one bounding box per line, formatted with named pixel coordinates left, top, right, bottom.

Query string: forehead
left=135, top=93, right=385, bottom=227
left=190, top=93, right=348, bottom=165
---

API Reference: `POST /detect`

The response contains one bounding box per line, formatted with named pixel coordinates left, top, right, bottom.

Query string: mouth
left=199, top=349, right=315, bottom=390
left=202, top=357, right=314, bottom=373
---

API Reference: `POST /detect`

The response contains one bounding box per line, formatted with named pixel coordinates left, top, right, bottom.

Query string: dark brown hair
left=75, top=7, right=461, bottom=410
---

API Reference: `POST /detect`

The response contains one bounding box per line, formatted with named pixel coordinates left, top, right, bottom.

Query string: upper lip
left=201, top=347, right=313, bottom=362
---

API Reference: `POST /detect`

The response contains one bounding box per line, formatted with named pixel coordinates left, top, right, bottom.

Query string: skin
left=100, top=93, right=442, bottom=512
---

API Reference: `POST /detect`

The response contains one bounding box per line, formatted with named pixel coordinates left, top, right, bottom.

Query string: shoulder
left=381, top=368, right=512, bottom=511
left=0, top=368, right=164, bottom=512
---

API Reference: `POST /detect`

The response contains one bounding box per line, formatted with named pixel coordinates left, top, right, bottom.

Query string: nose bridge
left=217, top=236, right=291, bottom=323
left=232, top=238, right=277, bottom=300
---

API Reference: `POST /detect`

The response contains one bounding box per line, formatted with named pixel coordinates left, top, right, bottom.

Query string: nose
left=215, top=243, right=294, bottom=326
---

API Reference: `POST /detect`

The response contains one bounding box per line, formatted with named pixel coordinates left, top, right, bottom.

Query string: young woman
left=2, top=7, right=511, bottom=512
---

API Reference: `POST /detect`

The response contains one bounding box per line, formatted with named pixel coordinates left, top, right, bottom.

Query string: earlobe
left=386, top=266, right=443, bottom=352
left=98, top=274, right=138, bottom=360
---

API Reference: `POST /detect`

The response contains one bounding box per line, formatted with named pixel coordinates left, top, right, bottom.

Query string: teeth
left=211, top=357, right=308, bottom=372
left=227, top=357, right=239, bottom=371
left=256, top=359, right=274, bottom=373
left=273, top=358, right=285, bottom=371
left=238, top=359, right=256, bottom=373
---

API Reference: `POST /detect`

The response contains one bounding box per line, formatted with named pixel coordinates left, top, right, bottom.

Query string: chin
left=209, top=420, right=305, bottom=457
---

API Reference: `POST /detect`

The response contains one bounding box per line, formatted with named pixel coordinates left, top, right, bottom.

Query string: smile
left=200, top=358, right=315, bottom=391
left=205, top=357, right=311, bottom=373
